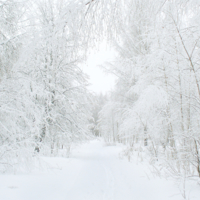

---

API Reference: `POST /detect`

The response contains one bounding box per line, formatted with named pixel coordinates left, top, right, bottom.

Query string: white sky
left=83, top=43, right=116, bottom=94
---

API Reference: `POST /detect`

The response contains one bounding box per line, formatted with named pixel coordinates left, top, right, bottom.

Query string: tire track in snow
left=101, top=163, right=115, bottom=200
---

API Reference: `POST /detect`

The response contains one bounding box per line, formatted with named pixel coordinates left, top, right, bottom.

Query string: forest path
left=0, top=140, right=184, bottom=200
left=65, top=140, right=179, bottom=200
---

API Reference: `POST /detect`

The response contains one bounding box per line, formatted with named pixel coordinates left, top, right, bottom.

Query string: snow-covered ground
left=0, top=140, right=200, bottom=200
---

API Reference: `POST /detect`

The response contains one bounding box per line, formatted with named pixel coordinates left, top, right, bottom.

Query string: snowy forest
left=1, top=0, right=200, bottom=199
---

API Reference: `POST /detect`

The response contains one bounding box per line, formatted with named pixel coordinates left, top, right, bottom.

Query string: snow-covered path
left=0, top=140, right=199, bottom=200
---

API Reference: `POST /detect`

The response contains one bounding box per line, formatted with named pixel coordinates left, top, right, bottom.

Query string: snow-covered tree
left=99, top=0, right=200, bottom=184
